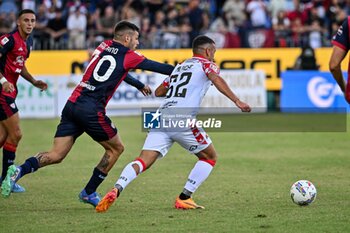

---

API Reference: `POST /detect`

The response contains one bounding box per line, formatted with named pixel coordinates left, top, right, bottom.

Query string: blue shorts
left=0, top=94, right=18, bottom=121
left=55, top=101, right=117, bottom=142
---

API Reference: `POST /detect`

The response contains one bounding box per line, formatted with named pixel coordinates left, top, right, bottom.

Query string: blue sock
left=2, top=146, right=16, bottom=179
left=19, top=157, right=39, bottom=178
left=84, top=167, right=107, bottom=195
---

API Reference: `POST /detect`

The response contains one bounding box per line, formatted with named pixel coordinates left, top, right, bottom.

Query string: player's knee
left=114, top=142, right=124, bottom=155
left=8, top=130, right=22, bottom=143
left=208, top=152, right=218, bottom=161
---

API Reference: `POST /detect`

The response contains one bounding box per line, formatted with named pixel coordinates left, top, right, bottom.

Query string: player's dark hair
left=18, top=9, right=36, bottom=18
left=114, top=21, right=139, bottom=38
left=192, top=35, right=215, bottom=54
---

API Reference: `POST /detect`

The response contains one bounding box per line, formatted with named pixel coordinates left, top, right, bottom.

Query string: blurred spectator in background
left=22, top=0, right=36, bottom=11
left=145, top=0, right=164, bottom=24
left=246, top=0, right=269, bottom=29
left=67, top=6, right=87, bottom=49
left=272, top=10, right=290, bottom=47
left=96, top=5, right=118, bottom=40
left=0, top=12, right=13, bottom=36
left=121, top=0, right=143, bottom=28
left=0, top=0, right=18, bottom=15
left=162, top=7, right=181, bottom=48
left=223, top=0, right=246, bottom=28
left=150, top=10, right=166, bottom=48
left=187, top=0, right=203, bottom=45
left=0, top=0, right=343, bottom=50
left=45, top=8, right=68, bottom=49
left=290, top=45, right=319, bottom=70
left=33, top=4, right=50, bottom=50
left=139, top=16, right=152, bottom=49
left=269, top=0, right=288, bottom=20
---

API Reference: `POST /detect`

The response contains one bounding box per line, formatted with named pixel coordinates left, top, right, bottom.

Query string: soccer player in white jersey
left=96, top=35, right=251, bottom=212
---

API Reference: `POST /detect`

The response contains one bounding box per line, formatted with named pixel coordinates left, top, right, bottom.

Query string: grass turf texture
left=0, top=115, right=349, bottom=233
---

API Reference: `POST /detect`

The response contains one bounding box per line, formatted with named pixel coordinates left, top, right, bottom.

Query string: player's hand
left=139, top=85, right=152, bottom=96
left=33, top=80, right=48, bottom=91
left=235, top=100, right=251, bottom=112
left=2, top=82, right=15, bottom=93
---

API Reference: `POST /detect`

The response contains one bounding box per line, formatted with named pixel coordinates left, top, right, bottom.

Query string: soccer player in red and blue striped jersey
left=1, top=21, right=174, bottom=207
left=0, top=9, right=48, bottom=193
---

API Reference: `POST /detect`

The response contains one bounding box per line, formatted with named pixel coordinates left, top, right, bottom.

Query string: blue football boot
left=79, top=189, right=101, bottom=207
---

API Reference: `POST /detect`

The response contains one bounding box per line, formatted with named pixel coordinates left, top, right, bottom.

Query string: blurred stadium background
left=1, top=1, right=350, bottom=232
left=1, top=0, right=349, bottom=117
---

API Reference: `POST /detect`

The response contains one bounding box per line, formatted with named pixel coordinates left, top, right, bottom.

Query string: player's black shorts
left=0, top=94, right=18, bottom=121
left=55, top=101, right=118, bottom=142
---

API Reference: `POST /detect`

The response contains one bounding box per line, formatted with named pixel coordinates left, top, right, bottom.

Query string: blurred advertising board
left=281, top=71, right=349, bottom=112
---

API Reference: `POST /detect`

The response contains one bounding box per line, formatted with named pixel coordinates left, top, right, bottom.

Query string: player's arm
left=124, top=73, right=152, bottom=96
left=329, top=46, right=347, bottom=93
left=155, top=83, right=168, bottom=97
left=208, top=72, right=251, bottom=112
left=136, top=59, right=174, bottom=75
left=0, top=36, right=15, bottom=92
left=155, top=77, right=170, bottom=97
left=20, top=66, right=48, bottom=91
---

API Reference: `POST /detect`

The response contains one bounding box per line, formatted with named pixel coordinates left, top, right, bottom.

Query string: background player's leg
left=1, top=113, right=22, bottom=189
left=1, top=136, right=75, bottom=197
left=0, top=122, right=7, bottom=184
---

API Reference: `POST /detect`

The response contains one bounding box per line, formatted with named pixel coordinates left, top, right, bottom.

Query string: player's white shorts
left=142, top=126, right=212, bottom=157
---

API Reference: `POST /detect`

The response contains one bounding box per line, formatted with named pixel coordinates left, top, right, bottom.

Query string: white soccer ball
left=290, top=180, right=317, bottom=206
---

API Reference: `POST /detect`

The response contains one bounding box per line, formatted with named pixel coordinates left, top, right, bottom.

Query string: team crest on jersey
left=13, top=56, right=24, bottom=66
left=1, top=37, right=9, bottom=45
left=18, top=47, right=23, bottom=51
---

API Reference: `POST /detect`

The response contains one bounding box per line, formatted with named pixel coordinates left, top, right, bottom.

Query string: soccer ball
left=290, top=180, right=317, bottom=206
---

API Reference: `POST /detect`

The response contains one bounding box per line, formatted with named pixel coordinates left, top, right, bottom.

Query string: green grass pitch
left=0, top=115, right=349, bottom=233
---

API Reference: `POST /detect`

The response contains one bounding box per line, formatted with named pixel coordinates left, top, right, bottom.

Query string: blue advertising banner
left=281, top=71, right=349, bottom=112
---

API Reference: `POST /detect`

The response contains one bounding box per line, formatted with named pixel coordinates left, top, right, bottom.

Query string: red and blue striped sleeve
left=332, top=16, right=350, bottom=51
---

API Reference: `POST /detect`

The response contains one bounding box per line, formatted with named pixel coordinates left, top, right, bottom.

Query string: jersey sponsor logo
left=13, top=56, right=24, bottom=66
left=15, top=68, right=22, bottom=73
left=10, top=103, right=16, bottom=109
left=1, top=37, right=9, bottom=45
left=79, top=81, right=96, bottom=91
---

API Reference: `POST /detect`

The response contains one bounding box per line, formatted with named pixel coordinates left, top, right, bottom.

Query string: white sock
left=184, top=160, right=214, bottom=193
left=115, top=160, right=144, bottom=190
